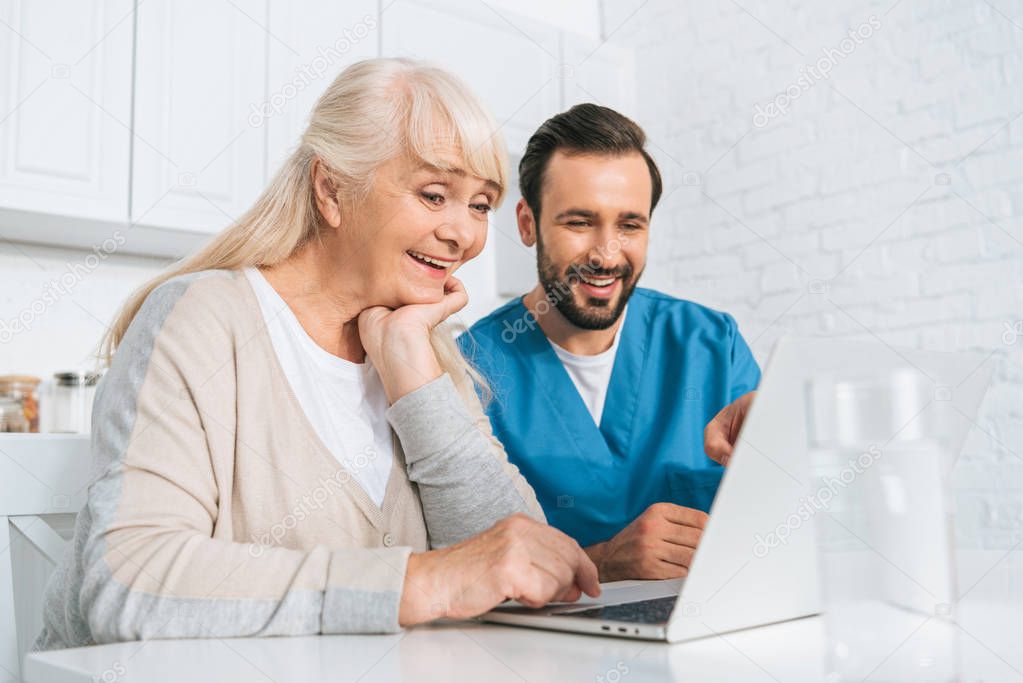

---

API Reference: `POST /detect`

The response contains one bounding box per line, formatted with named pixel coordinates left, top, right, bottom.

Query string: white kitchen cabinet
left=265, top=1, right=379, bottom=180
left=0, top=0, right=633, bottom=272
left=0, top=0, right=133, bottom=227
left=381, top=0, right=562, bottom=156
left=131, top=0, right=269, bottom=235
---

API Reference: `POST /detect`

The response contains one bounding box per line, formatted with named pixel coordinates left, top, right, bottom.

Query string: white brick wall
left=604, top=0, right=1023, bottom=555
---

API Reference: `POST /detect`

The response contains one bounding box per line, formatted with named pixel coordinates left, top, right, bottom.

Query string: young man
left=458, top=104, right=758, bottom=581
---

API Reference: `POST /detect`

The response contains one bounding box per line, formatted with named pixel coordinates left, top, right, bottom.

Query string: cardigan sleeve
left=386, top=366, right=547, bottom=549
left=36, top=275, right=410, bottom=650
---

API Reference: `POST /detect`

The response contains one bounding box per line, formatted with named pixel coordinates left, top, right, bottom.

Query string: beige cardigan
left=36, top=269, right=543, bottom=650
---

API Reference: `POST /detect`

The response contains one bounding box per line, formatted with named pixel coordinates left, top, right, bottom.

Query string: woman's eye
left=471, top=203, right=493, bottom=214
left=421, top=191, right=444, bottom=205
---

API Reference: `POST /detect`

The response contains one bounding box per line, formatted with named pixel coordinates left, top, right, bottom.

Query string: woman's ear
left=311, top=158, right=342, bottom=229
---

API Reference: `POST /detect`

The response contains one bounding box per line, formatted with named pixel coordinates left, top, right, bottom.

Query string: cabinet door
left=381, top=0, right=561, bottom=155
left=265, top=2, right=379, bottom=179
left=131, top=0, right=268, bottom=233
left=0, top=0, right=132, bottom=223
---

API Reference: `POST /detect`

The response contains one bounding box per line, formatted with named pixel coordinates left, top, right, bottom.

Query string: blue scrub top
left=457, top=288, right=761, bottom=548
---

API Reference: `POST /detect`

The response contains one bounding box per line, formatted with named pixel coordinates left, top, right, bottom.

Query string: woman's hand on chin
left=358, top=276, right=468, bottom=403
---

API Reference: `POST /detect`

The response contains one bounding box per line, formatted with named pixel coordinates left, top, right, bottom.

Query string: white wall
left=0, top=242, right=168, bottom=378
left=602, top=0, right=1023, bottom=557
left=487, top=0, right=601, bottom=38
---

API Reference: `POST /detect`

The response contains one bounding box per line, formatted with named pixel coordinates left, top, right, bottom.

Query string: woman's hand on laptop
left=704, top=391, right=757, bottom=466
left=398, top=513, right=601, bottom=626
left=584, top=503, right=708, bottom=582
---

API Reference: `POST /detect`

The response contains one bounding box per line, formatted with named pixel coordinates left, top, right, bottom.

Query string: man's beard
left=535, top=236, right=640, bottom=331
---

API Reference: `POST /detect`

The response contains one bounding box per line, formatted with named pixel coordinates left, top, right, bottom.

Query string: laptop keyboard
left=553, top=596, right=678, bottom=624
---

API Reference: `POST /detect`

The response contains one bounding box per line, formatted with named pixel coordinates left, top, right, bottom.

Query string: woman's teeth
left=407, top=250, right=454, bottom=269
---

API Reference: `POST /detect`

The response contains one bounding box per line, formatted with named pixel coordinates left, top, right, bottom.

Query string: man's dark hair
left=518, top=103, right=663, bottom=222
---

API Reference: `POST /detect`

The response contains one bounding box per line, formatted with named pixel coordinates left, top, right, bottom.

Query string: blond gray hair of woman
left=103, top=57, right=507, bottom=390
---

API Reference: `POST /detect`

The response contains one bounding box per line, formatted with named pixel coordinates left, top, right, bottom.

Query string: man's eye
left=421, top=192, right=444, bottom=204
left=622, top=223, right=641, bottom=231
left=567, top=221, right=589, bottom=227
left=471, top=203, right=493, bottom=214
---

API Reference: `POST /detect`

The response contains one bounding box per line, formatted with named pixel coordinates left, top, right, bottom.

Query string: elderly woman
left=35, top=58, right=599, bottom=649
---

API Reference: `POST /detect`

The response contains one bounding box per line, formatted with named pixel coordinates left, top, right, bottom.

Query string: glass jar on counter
left=0, top=375, right=41, bottom=432
left=51, top=371, right=101, bottom=434
left=0, top=396, right=29, bottom=432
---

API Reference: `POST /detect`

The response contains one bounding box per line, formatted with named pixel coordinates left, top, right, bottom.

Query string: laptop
left=480, top=336, right=995, bottom=642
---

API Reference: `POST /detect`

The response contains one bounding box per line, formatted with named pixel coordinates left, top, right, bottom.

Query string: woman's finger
left=524, top=536, right=577, bottom=594
left=516, top=526, right=597, bottom=604
left=553, top=584, right=583, bottom=604
left=540, top=527, right=601, bottom=598
left=516, top=567, right=562, bottom=608
left=440, top=276, right=468, bottom=318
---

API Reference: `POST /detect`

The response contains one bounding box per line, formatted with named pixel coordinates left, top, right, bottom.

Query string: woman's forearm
left=73, top=514, right=413, bottom=644
left=387, top=374, right=534, bottom=547
left=40, top=485, right=415, bottom=649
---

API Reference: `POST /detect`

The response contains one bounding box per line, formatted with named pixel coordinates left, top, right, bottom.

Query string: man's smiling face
left=529, top=150, right=652, bottom=330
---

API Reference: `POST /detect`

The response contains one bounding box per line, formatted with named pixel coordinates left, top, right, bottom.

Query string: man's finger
left=656, top=542, right=696, bottom=569
left=657, top=503, right=710, bottom=529
left=704, top=434, right=733, bottom=465
left=662, top=525, right=703, bottom=549
left=704, top=417, right=735, bottom=464
left=704, top=392, right=757, bottom=466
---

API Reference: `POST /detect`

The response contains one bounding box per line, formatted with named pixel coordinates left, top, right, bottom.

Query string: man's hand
left=704, top=391, right=756, bottom=466
left=584, top=503, right=708, bottom=582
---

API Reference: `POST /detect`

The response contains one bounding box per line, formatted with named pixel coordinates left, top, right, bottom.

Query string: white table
left=23, top=602, right=1022, bottom=683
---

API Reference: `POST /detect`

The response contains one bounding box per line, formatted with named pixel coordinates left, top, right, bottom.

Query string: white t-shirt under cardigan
left=245, top=267, right=393, bottom=507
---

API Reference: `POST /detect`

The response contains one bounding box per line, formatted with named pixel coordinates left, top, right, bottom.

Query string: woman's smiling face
left=314, top=148, right=500, bottom=309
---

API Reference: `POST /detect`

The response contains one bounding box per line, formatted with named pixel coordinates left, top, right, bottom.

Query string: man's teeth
left=408, top=250, right=454, bottom=268
left=580, top=275, right=616, bottom=287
